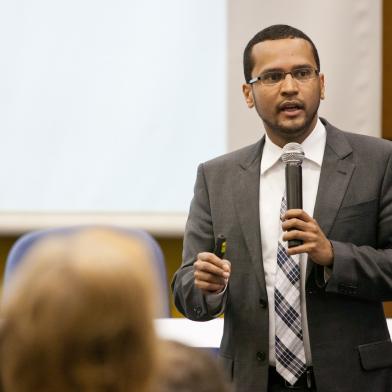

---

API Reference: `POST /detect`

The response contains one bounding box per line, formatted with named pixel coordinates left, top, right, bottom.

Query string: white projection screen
left=0, top=0, right=381, bottom=235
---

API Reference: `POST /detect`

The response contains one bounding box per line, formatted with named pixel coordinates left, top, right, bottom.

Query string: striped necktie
left=274, top=195, right=306, bottom=385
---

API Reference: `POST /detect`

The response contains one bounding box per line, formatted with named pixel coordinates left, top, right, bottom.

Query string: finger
left=194, top=270, right=227, bottom=286
left=287, top=242, right=334, bottom=266
left=198, top=252, right=228, bottom=268
left=286, top=244, right=312, bottom=256
left=194, top=260, right=229, bottom=279
left=283, top=230, right=317, bottom=242
left=282, top=218, right=315, bottom=232
left=284, top=209, right=312, bottom=222
left=196, top=253, right=231, bottom=276
left=286, top=241, right=323, bottom=257
left=222, top=259, right=231, bottom=274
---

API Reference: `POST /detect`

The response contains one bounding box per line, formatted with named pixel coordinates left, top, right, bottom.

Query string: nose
left=280, top=73, right=299, bottom=95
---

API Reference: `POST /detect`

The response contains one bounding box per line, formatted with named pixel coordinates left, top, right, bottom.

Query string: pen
left=214, top=234, right=226, bottom=259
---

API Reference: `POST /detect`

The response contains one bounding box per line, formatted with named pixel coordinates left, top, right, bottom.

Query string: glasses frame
left=248, top=67, right=319, bottom=86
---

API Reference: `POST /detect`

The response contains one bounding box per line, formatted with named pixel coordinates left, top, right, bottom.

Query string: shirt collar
left=260, top=118, right=326, bottom=175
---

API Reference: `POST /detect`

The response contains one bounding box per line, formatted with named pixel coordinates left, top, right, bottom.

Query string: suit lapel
left=307, top=120, right=355, bottom=279
left=233, top=138, right=267, bottom=295
left=231, top=122, right=355, bottom=287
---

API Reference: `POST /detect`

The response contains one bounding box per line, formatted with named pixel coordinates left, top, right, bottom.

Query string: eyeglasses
left=248, top=67, right=319, bottom=85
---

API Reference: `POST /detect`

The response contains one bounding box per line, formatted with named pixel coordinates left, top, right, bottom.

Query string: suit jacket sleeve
left=325, top=150, right=392, bottom=302
left=171, top=163, right=228, bottom=321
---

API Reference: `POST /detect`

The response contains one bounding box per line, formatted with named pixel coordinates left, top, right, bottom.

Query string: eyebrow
left=260, top=64, right=315, bottom=73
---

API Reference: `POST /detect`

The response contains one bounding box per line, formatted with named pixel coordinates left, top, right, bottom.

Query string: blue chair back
left=3, top=226, right=171, bottom=317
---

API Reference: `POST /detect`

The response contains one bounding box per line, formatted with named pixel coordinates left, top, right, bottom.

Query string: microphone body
left=285, top=163, right=303, bottom=248
left=281, top=143, right=304, bottom=248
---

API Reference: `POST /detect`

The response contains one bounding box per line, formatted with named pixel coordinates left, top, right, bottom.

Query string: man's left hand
left=282, top=209, right=334, bottom=266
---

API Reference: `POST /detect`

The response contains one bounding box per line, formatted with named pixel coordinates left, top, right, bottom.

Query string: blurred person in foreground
left=0, top=228, right=160, bottom=392
left=154, top=339, right=232, bottom=392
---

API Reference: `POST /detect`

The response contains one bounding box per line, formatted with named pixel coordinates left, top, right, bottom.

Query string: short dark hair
left=243, top=24, right=320, bottom=82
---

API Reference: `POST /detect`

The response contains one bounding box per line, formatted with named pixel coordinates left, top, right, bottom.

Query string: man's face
left=242, top=38, right=325, bottom=147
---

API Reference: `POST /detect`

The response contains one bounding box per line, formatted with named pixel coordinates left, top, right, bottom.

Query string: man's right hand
left=193, top=252, right=231, bottom=294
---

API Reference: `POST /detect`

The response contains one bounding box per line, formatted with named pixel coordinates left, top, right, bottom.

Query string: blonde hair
left=0, top=228, right=160, bottom=392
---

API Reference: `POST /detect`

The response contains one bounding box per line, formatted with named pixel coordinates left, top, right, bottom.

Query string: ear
left=319, top=73, right=325, bottom=100
left=242, top=83, right=255, bottom=108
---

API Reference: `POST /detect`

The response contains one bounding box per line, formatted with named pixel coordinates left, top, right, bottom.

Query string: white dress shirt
left=260, top=119, right=326, bottom=365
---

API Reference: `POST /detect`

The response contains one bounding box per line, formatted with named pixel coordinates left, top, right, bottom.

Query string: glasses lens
left=256, top=68, right=317, bottom=85
left=293, top=68, right=316, bottom=81
left=260, top=71, right=284, bottom=85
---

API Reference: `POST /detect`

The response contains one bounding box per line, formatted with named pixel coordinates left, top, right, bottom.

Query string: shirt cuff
left=204, top=284, right=228, bottom=317
left=324, top=266, right=333, bottom=282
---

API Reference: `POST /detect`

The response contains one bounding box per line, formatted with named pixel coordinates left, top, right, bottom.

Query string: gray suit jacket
left=172, top=119, right=392, bottom=392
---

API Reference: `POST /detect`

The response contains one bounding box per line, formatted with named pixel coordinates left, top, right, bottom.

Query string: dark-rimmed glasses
left=248, top=67, right=319, bottom=85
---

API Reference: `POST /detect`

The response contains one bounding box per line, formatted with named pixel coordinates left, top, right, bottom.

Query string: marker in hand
left=214, top=234, right=226, bottom=259
left=194, top=234, right=229, bottom=293
left=213, top=234, right=229, bottom=288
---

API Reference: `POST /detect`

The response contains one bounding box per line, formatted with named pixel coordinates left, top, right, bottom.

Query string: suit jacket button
left=259, top=298, right=267, bottom=308
left=256, top=351, right=266, bottom=362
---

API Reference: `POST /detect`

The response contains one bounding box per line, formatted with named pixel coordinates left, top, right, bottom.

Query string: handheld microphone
left=281, top=143, right=304, bottom=248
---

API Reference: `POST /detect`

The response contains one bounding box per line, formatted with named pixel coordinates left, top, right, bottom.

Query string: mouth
left=278, top=101, right=304, bottom=116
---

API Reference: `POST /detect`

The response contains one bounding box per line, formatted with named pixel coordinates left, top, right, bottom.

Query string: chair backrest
left=3, top=226, right=171, bottom=317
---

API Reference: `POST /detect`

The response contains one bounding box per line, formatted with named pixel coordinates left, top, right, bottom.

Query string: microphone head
left=281, top=142, right=304, bottom=165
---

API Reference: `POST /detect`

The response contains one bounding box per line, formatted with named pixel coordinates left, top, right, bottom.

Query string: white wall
left=227, top=0, right=382, bottom=150
left=0, top=0, right=382, bottom=234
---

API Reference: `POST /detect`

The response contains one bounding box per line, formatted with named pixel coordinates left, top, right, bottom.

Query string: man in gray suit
left=172, top=25, right=392, bottom=392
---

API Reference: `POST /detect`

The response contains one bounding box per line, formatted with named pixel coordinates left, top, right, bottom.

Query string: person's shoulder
left=202, top=138, right=264, bottom=170
left=323, top=118, right=392, bottom=155
left=341, top=130, right=392, bottom=151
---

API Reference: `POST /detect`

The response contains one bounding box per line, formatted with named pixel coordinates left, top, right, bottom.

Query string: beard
left=259, top=102, right=320, bottom=143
